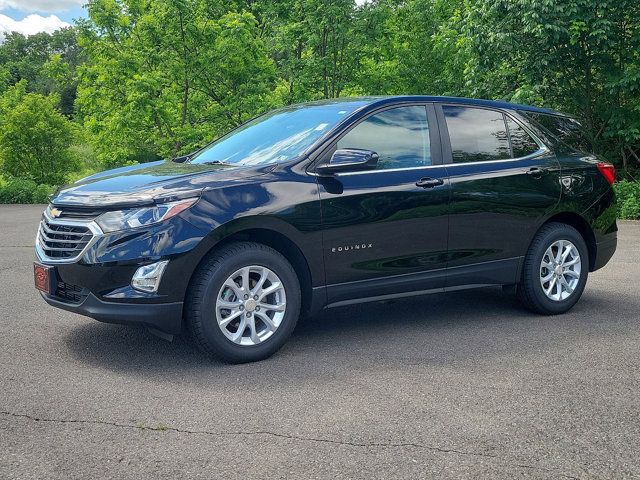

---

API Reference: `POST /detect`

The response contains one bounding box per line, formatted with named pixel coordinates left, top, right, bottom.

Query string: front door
left=316, top=104, right=450, bottom=306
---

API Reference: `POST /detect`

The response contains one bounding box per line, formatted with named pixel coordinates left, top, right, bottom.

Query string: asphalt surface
left=1, top=204, right=639, bottom=479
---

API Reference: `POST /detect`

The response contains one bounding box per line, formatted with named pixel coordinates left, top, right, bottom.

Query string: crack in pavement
left=1, top=410, right=579, bottom=479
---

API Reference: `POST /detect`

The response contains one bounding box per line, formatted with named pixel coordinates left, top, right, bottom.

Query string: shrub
left=614, top=180, right=640, bottom=220
left=33, top=182, right=57, bottom=203
left=69, top=142, right=100, bottom=173
left=0, top=178, right=55, bottom=204
left=0, top=82, right=79, bottom=185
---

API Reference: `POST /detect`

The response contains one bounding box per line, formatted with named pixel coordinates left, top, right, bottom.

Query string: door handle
left=526, top=167, right=549, bottom=178
left=416, top=177, right=444, bottom=189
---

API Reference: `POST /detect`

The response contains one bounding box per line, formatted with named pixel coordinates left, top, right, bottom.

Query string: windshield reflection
left=191, top=101, right=369, bottom=166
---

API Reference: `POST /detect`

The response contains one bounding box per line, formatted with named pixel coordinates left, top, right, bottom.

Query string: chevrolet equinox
left=34, top=96, right=617, bottom=363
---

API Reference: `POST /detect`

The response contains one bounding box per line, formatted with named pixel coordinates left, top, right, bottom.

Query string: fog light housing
left=131, top=260, right=169, bottom=293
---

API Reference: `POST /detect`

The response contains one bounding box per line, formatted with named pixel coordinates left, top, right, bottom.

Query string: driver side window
left=337, top=105, right=431, bottom=170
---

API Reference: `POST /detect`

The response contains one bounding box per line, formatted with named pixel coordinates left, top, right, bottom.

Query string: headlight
left=95, top=198, right=198, bottom=233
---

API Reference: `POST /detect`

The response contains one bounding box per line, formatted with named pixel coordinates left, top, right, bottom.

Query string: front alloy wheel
left=216, top=266, right=287, bottom=346
left=187, top=242, right=301, bottom=363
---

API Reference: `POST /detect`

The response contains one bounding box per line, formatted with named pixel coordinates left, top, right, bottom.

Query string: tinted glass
left=522, top=111, right=592, bottom=153
left=337, top=105, right=431, bottom=170
left=443, top=106, right=510, bottom=163
left=506, top=117, right=540, bottom=158
left=191, top=101, right=367, bottom=166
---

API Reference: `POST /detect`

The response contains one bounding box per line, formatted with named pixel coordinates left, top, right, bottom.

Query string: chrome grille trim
left=39, top=235, right=89, bottom=245
left=40, top=222, right=88, bottom=237
left=35, top=208, right=103, bottom=264
left=39, top=230, right=91, bottom=243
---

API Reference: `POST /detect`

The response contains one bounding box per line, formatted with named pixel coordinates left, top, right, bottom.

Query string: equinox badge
left=331, top=243, right=373, bottom=253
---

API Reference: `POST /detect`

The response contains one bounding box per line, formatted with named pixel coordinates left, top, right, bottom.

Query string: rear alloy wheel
left=187, top=242, right=300, bottom=363
left=517, top=222, right=588, bottom=315
left=539, top=240, right=582, bottom=302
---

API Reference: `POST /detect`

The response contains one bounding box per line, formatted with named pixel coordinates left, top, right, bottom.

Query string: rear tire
left=517, top=222, right=588, bottom=315
left=186, top=242, right=301, bottom=363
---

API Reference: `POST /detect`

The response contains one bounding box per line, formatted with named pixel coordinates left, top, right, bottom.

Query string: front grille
left=54, top=207, right=104, bottom=220
left=54, top=281, right=88, bottom=303
left=38, top=218, right=93, bottom=260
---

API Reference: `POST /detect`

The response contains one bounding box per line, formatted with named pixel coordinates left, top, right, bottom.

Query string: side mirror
left=316, top=148, right=379, bottom=175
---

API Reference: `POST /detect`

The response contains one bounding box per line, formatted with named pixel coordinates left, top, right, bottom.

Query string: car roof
left=299, top=95, right=564, bottom=116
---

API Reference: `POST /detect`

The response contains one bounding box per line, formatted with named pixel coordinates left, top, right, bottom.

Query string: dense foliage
left=0, top=81, right=79, bottom=184
left=614, top=180, right=640, bottom=219
left=0, top=29, right=80, bottom=116
left=0, top=177, right=55, bottom=204
left=0, top=0, right=639, bottom=211
left=77, top=1, right=277, bottom=166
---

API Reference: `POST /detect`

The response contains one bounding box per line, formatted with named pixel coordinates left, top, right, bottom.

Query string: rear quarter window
left=521, top=111, right=593, bottom=154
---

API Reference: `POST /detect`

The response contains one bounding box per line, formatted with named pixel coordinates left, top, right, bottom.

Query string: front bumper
left=41, top=291, right=183, bottom=334
left=35, top=212, right=212, bottom=334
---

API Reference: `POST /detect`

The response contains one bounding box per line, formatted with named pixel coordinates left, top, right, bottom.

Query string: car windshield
left=190, top=101, right=369, bottom=166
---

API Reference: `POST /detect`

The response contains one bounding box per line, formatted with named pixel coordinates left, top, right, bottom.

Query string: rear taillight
left=597, top=162, right=615, bottom=185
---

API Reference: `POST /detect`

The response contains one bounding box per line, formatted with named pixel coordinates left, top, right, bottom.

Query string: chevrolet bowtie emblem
left=50, top=207, right=62, bottom=218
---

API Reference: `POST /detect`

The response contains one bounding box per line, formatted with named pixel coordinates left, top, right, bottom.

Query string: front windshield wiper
left=200, top=160, right=234, bottom=166
left=171, top=153, right=192, bottom=163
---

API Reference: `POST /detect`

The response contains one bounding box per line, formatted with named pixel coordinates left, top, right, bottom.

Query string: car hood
left=52, top=160, right=275, bottom=208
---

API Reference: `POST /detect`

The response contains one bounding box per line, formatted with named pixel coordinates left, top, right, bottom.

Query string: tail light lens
left=597, top=162, right=615, bottom=185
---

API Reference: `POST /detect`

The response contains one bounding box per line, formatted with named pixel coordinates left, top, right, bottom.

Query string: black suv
left=34, top=96, right=617, bottom=363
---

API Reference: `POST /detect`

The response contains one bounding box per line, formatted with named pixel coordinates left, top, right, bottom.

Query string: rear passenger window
left=337, top=105, right=431, bottom=170
left=443, top=106, right=510, bottom=163
left=506, top=117, right=540, bottom=158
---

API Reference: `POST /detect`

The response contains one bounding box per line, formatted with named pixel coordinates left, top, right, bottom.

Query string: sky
left=0, top=0, right=86, bottom=37
left=0, top=0, right=369, bottom=37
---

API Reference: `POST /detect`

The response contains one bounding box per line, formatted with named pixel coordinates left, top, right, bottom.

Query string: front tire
left=186, top=242, right=301, bottom=363
left=517, top=222, right=589, bottom=315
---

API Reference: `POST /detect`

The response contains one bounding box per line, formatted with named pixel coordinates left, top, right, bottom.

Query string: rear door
left=436, top=104, right=561, bottom=287
left=316, top=103, right=450, bottom=305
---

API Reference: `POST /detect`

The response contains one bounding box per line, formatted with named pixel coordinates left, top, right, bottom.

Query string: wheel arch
left=537, top=212, right=597, bottom=271
left=218, top=228, right=313, bottom=313
left=184, top=220, right=319, bottom=319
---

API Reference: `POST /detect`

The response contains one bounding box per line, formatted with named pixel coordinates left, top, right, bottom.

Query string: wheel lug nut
left=244, top=294, right=249, bottom=300
left=253, top=295, right=258, bottom=300
left=256, top=306, right=260, bottom=311
left=246, top=312, right=251, bottom=317
left=239, top=305, right=244, bottom=310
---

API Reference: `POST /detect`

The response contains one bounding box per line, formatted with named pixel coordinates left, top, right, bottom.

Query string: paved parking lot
left=1, top=204, right=639, bottom=479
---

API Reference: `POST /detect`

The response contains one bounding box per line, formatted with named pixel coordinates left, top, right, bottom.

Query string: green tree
left=248, top=0, right=361, bottom=102
left=0, top=0, right=637, bottom=182
left=0, top=81, right=79, bottom=184
left=77, top=0, right=276, bottom=167
left=462, top=0, right=640, bottom=168
left=0, top=29, right=81, bottom=116
left=378, top=0, right=468, bottom=96
left=250, top=0, right=467, bottom=100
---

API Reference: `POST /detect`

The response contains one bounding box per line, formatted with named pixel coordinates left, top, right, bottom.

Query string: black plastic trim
left=326, top=266, right=448, bottom=305
left=41, top=292, right=183, bottom=334
left=592, top=233, right=617, bottom=271
left=446, top=257, right=522, bottom=287
left=325, top=257, right=521, bottom=306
